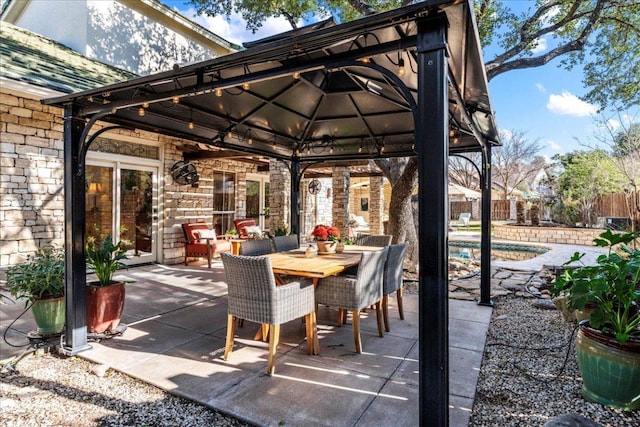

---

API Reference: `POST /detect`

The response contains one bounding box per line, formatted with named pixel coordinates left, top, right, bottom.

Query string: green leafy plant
left=86, top=236, right=128, bottom=286
left=552, top=230, right=640, bottom=343
left=273, top=225, right=289, bottom=236
left=6, top=246, right=64, bottom=305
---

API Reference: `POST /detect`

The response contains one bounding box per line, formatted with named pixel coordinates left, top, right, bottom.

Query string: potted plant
left=311, top=224, right=341, bottom=253
left=553, top=229, right=640, bottom=409
left=86, top=235, right=128, bottom=333
left=6, top=246, right=65, bottom=334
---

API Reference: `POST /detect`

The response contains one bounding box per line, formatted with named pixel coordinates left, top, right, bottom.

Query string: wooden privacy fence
left=450, top=201, right=472, bottom=220
left=491, top=199, right=510, bottom=221
left=594, top=191, right=639, bottom=226
left=449, top=199, right=511, bottom=220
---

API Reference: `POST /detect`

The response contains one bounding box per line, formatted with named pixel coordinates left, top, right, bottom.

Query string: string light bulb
left=227, top=130, right=233, bottom=139
left=142, top=101, right=149, bottom=108
left=188, top=120, right=194, bottom=130
left=172, top=96, right=180, bottom=104
left=398, top=58, right=405, bottom=76
left=292, top=71, right=301, bottom=79
left=242, top=82, right=250, bottom=91
left=138, top=107, right=145, bottom=117
left=215, top=88, right=223, bottom=97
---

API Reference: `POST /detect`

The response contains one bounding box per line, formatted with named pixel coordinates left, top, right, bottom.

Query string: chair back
left=182, top=222, right=211, bottom=243
left=356, top=234, right=392, bottom=247
left=272, top=235, right=299, bottom=252
left=221, top=253, right=277, bottom=324
left=234, top=218, right=258, bottom=239
left=238, top=238, right=274, bottom=256
left=383, top=242, right=408, bottom=295
left=354, top=246, right=389, bottom=306
left=458, top=213, right=471, bottom=226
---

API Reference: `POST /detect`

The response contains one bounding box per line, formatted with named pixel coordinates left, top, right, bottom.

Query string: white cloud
left=536, top=83, right=546, bottom=93
left=606, top=118, right=621, bottom=132
left=177, top=7, right=297, bottom=46
left=546, top=91, right=598, bottom=117
left=531, top=38, right=547, bottom=54
left=546, top=139, right=561, bottom=151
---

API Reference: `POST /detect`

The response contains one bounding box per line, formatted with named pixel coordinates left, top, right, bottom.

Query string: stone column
left=509, top=197, right=517, bottom=221
left=370, top=176, right=384, bottom=234
left=268, top=159, right=290, bottom=231
left=332, top=167, right=350, bottom=237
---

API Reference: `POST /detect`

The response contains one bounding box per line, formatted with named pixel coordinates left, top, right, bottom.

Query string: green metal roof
left=0, top=22, right=136, bottom=94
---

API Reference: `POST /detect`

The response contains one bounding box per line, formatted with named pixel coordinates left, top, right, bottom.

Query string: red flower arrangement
left=311, top=224, right=341, bottom=242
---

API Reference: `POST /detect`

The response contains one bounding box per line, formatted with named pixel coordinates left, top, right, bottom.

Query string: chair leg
left=397, top=288, right=404, bottom=320
left=383, top=294, right=390, bottom=332
left=352, top=310, right=362, bottom=354
left=338, top=308, right=346, bottom=326
left=375, top=300, right=384, bottom=337
left=224, top=314, right=235, bottom=361
left=267, top=324, right=280, bottom=375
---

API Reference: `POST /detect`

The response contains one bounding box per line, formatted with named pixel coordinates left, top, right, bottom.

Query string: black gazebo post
left=61, top=103, right=91, bottom=355
left=479, top=145, right=493, bottom=306
left=416, top=12, right=449, bottom=427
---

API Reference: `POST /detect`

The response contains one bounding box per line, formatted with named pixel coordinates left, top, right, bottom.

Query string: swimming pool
left=449, top=241, right=549, bottom=261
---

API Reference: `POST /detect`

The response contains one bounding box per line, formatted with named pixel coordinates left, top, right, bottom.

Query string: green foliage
left=554, top=150, right=625, bottom=225
left=551, top=230, right=640, bottom=343
left=6, top=246, right=65, bottom=304
left=272, top=225, right=289, bottom=236
left=86, top=236, right=128, bottom=287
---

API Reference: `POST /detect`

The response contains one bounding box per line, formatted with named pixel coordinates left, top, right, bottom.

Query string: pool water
left=449, top=241, right=548, bottom=261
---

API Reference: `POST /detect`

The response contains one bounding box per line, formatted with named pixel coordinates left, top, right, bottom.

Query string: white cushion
left=196, top=229, right=217, bottom=240
left=244, top=225, right=262, bottom=235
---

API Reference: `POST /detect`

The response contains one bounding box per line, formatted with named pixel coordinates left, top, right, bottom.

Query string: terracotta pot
left=576, top=323, right=640, bottom=410
left=86, top=282, right=126, bottom=333
left=316, top=241, right=337, bottom=254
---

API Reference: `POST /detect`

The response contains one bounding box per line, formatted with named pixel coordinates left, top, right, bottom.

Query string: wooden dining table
left=267, top=245, right=383, bottom=286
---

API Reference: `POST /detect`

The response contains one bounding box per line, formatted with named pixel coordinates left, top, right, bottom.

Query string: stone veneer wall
left=267, top=159, right=290, bottom=233
left=493, top=224, right=603, bottom=246
left=332, top=167, right=350, bottom=237
left=0, top=85, right=263, bottom=269
left=1, top=87, right=66, bottom=267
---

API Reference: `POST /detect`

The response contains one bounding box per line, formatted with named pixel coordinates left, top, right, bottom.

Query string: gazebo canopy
left=44, top=0, right=498, bottom=162
left=42, top=2, right=498, bottom=425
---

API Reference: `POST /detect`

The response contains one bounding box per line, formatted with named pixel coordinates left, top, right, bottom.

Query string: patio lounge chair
left=315, top=246, right=389, bottom=353
left=356, top=234, right=393, bottom=247
left=234, top=218, right=267, bottom=239
left=272, top=235, right=299, bottom=252
left=382, top=242, right=409, bottom=332
left=182, top=223, right=231, bottom=268
left=221, top=253, right=317, bottom=375
left=457, top=212, right=471, bottom=229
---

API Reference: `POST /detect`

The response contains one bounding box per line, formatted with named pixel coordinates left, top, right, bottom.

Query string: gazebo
left=43, top=1, right=499, bottom=425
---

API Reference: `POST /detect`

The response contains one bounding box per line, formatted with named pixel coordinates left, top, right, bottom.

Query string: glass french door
left=85, top=162, right=159, bottom=265
left=246, top=174, right=270, bottom=230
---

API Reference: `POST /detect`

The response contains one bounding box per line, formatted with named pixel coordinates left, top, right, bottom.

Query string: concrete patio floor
left=1, top=260, right=492, bottom=426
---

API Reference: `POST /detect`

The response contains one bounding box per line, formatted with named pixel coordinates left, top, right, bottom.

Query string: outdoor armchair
left=182, top=222, right=231, bottom=268
left=356, top=234, right=392, bottom=247
left=221, top=253, right=317, bottom=375
left=382, top=242, right=409, bottom=332
left=315, top=246, right=389, bottom=353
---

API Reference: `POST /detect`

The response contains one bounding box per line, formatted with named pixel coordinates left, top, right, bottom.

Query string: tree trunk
left=376, top=157, right=418, bottom=268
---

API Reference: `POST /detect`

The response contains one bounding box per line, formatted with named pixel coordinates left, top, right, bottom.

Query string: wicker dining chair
left=356, top=234, right=393, bottom=247
left=315, top=246, right=389, bottom=353
left=220, top=253, right=317, bottom=375
left=382, top=242, right=409, bottom=332
left=272, top=235, right=299, bottom=252
left=238, top=239, right=274, bottom=256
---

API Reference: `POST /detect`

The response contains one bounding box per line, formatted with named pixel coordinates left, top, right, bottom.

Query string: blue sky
left=161, top=0, right=638, bottom=161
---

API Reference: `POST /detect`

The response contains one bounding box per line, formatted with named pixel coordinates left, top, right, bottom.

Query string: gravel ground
left=2, top=293, right=638, bottom=426
left=469, top=295, right=640, bottom=427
